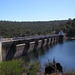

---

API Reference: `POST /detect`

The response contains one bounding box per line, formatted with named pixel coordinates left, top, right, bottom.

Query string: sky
left=0, top=0, right=75, bottom=21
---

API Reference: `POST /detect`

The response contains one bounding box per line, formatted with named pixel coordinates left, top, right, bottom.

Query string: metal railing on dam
left=0, top=34, right=65, bottom=61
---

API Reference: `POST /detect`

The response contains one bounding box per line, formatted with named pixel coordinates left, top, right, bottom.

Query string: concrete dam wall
left=0, top=34, right=64, bottom=61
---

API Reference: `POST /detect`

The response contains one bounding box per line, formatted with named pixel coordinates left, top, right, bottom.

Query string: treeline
left=0, top=19, right=75, bottom=38
left=0, top=20, right=67, bottom=38
left=60, top=18, right=75, bottom=37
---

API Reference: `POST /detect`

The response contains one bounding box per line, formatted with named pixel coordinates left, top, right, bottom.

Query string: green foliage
left=0, top=18, right=74, bottom=38
left=0, top=60, right=40, bottom=75
left=0, top=60, right=24, bottom=75
left=28, top=62, right=40, bottom=75
left=0, top=20, right=67, bottom=38
left=60, top=18, right=75, bottom=37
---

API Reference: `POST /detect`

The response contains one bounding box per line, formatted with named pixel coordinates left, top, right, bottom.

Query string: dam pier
left=0, top=34, right=65, bottom=61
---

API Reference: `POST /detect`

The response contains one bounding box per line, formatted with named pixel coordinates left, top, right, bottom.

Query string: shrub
left=0, top=60, right=40, bottom=75
left=28, top=61, right=40, bottom=75
left=0, top=60, right=24, bottom=75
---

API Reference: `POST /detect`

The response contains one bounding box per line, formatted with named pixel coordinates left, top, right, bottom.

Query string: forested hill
left=0, top=20, right=67, bottom=38
left=0, top=19, right=74, bottom=38
left=61, top=18, right=75, bottom=37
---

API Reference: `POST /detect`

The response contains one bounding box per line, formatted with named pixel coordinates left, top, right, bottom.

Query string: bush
left=28, top=61, right=40, bottom=75
left=0, top=60, right=24, bottom=75
left=0, top=60, right=40, bottom=75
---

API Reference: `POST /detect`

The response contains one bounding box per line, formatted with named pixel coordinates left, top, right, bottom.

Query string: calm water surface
left=21, top=40, right=75, bottom=71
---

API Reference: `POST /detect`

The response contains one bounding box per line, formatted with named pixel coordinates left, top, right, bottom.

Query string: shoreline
left=68, top=37, right=75, bottom=40
left=65, top=36, right=75, bottom=40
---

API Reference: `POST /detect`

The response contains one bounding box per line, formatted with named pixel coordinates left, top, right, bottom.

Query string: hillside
left=0, top=20, right=67, bottom=38
left=60, top=18, right=75, bottom=37
left=0, top=19, right=75, bottom=38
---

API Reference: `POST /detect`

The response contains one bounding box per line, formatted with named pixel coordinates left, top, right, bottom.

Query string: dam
left=0, top=34, right=65, bottom=61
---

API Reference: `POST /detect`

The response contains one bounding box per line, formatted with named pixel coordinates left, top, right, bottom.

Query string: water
left=21, top=40, right=75, bottom=71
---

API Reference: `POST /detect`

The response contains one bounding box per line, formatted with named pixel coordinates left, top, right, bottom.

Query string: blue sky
left=0, top=0, right=75, bottom=21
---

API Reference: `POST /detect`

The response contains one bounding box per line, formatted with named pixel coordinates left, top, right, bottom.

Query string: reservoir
left=19, top=40, right=75, bottom=71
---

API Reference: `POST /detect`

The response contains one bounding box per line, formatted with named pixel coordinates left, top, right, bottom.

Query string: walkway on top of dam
left=1, top=34, right=60, bottom=43
left=0, top=34, right=66, bottom=45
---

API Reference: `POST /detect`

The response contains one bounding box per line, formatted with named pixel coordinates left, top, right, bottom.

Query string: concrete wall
left=15, top=43, right=25, bottom=57
left=52, top=37, right=55, bottom=44
left=2, top=43, right=14, bottom=61
left=0, top=42, right=2, bottom=61
left=48, top=38, right=51, bottom=45
left=28, top=41, right=35, bottom=53
left=36, top=40, right=42, bottom=49
left=43, top=39, right=47, bottom=47
left=0, top=36, right=60, bottom=61
left=1, top=41, right=36, bottom=61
